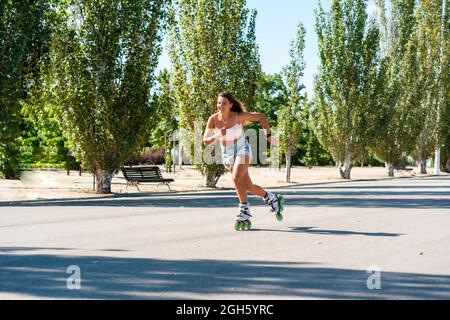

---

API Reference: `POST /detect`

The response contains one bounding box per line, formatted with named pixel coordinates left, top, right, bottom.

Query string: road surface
left=0, top=175, right=449, bottom=299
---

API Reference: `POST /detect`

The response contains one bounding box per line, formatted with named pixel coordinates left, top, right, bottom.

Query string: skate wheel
left=235, top=222, right=241, bottom=231
left=246, top=221, right=252, bottom=230
left=278, top=195, right=285, bottom=203
left=276, top=213, right=283, bottom=221
left=279, top=204, right=284, bottom=212
left=240, top=222, right=246, bottom=231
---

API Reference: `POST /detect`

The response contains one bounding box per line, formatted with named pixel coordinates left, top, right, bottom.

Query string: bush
left=19, top=162, right=66, bottom=170
left=165, top=149, right=173, bottom=172
left=364, top=154, right=384, bottom=167
left=130, top=148, right=165, bottom=165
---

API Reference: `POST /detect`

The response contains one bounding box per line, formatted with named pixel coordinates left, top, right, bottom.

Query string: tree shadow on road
left=1, top=193, right=449, bottom=210
left=252, top=227, right=404, bottom=237
left=0, top=247, right=448, bottom=300
left=1, top=176, right=449, bottom=209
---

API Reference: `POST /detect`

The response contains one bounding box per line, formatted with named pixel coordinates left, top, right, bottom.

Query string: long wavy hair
left=218, top=91, right=246, bottom=113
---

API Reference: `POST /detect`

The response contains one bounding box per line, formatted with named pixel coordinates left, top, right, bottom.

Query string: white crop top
left=214, top=124, right=243, bottom=142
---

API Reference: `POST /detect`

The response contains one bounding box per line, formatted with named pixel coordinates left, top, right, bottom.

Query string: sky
left=245, top=0, right=331, bottom=97
left=157, top=0, right=378, bottom=97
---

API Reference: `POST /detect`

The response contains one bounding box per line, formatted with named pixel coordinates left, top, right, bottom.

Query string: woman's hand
left=203, top=130, right=223, bottom=146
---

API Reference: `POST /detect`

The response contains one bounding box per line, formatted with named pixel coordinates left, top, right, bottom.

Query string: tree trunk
left=95, top=169, right=114, bottom=194
left=286, top=152, right=291, bottom=183
left=204, top=164, right=226, bottom=188
left=446, top=157, right=450, bottom=173
left=178, top=144, right=183, bottom=170
left=434, top=148, right=441, bottom=175
left=206, top=174, right=220, bottom=188
left=418, top=159, right=427, bottom=174
left=385, top=162, right=395, bottom=177
left=339, top=153, right=352, bottom=179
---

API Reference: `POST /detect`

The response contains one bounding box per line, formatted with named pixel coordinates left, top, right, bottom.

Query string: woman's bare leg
left=231, top=156, right=251, bottom=203
left=242, top=171, right=266, bottom=198
left=231, top=155, right=267, bottom=202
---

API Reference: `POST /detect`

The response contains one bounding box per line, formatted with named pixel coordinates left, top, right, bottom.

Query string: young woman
left=203, top=91, right=285, bottom=231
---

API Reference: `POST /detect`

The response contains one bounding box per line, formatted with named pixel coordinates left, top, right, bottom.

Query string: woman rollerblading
left=203, top=91, right=285, bottom=231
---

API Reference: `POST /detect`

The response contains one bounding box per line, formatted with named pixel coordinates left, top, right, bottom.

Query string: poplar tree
left=413, top=0, right=449, bottom=174
left=168, top=0, right=261, bottom=187
left=47, top=0, right=166, bottom=193
left=279, top=23, right=306, bottom=183
left=373, top=0, right=420, bottom=177
left=313, top=0, right=384, bottom=179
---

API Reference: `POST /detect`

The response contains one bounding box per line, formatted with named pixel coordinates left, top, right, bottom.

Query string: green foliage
left=252, top=72, right=287, bottom=128
left=45, top=0, right=167, bottom=193
left=298, top=103, right=334, bottom=167
left=278, top=23, right=307, bottom=181
left=372, top=0, right=421, bottom=173
left=248, top=73, right=286, bottom=166
left=148, top=68, right=178, bottom=170
left=413, top=0, right=449, bottom=165
left=252, top=72, right=334, bottom=168
left=165, top=139, right=174, bottom=173
left=149, top=68, right=178, bottom=149
left=313, top=0, right=384, bottom=178
left=442, top=0, right=450, bottom=172
left=168, top=0, right=261, bottom=187
left=19, top=101, right=73, bottom=167
left=442, top=76, right=450, bottom=172
left=0, top=0, right=54, bottom=179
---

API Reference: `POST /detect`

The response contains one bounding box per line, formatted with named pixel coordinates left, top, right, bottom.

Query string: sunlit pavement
left=0, top=176, right=449, bottom=299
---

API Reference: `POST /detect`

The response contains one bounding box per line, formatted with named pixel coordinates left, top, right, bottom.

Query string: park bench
left=121, top=166, right=174, bottom=191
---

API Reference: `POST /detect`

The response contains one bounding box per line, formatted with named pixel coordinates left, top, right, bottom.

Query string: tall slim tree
left=168, top=0, right=261, bottom=187
left=440, top=0, right=450, bottom=173
left=373, top=0, right=420, bottom=177
left=442, top=103, right=450, bottom=172
left=47, top=0, right=167, bottom=193
left=149, top=68, right=178, bottom=149
left=279, top=23, right=307, bottom=182
left=413, top=0, right=449, bottom=174
left=0, top=0, right=53, bottom=179
left=313, top=0, right=384, bottom=179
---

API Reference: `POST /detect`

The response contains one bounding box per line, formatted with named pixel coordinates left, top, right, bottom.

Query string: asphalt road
left=0, top=175, right=449, bottom=300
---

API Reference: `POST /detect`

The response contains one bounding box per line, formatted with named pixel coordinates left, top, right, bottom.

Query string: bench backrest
left=122, top=166, right=163, bottom=180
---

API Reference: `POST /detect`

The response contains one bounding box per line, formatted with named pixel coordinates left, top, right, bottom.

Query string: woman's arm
left=238, top=112, right=277, bottom=144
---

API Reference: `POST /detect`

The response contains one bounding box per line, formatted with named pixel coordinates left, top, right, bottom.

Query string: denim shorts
left=220, top=138, right=252, bottom=166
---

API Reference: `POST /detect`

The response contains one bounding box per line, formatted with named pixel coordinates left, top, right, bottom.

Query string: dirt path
left=0, top=165, right=430, bottom=202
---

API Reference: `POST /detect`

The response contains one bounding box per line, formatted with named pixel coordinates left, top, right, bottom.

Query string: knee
left=232, top=174, right=245, bottom=186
